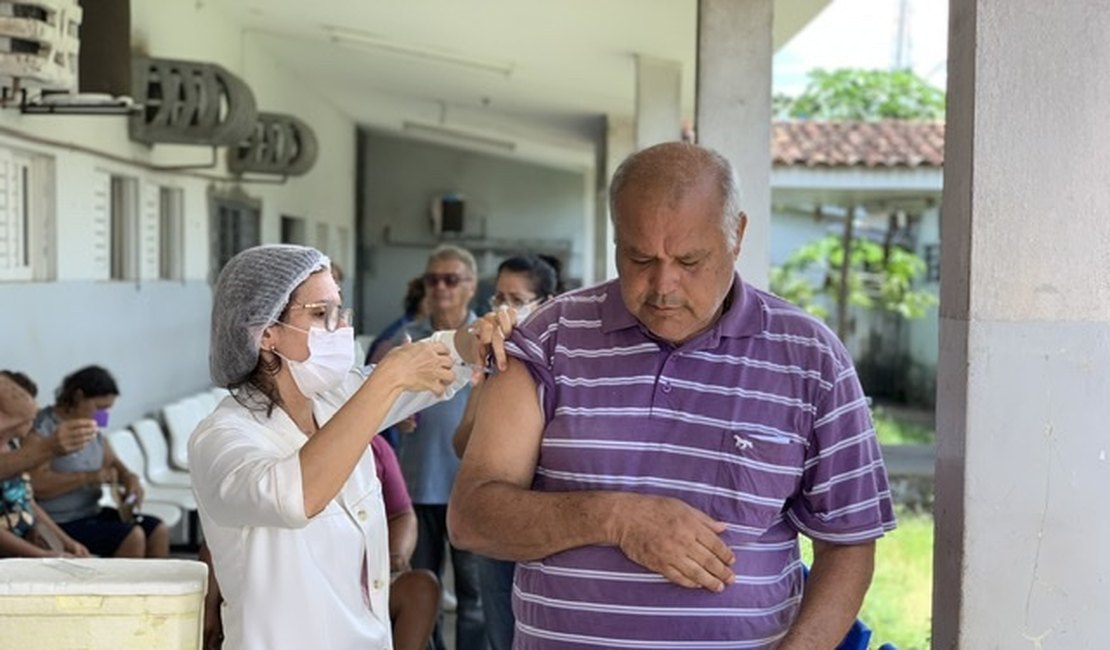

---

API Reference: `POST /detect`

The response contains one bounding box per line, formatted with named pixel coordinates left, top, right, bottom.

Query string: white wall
left=359, top=131, right=588, bottom=335
left=0, top=2, right=356, bottom=425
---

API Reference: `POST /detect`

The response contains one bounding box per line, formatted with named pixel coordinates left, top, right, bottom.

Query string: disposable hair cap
left=209, top=244, right=330, bottom=387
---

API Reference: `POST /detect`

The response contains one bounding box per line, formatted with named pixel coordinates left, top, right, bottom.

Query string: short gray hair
left=608, top=142, right=743, bottom=249
left=428, top=244, right=477, bottom=277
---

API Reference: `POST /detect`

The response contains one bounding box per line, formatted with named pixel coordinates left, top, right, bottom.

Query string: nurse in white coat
left=190, top=245, right=512, bottom=650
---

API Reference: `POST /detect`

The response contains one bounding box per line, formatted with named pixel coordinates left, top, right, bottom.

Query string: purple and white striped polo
left=503, top=274, right=896, bottom=649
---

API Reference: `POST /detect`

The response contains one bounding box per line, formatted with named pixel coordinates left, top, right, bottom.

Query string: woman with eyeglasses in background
left=30, top=365, right=170, bottom=559
left=451, top=253, right=559, bottom=650
left=190, top=244, right=513, bottom=650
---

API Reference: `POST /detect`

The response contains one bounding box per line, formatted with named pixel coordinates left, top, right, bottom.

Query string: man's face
left=423, top=258, right=475, bottom=319
left=615, top=180, right=745, bottom=345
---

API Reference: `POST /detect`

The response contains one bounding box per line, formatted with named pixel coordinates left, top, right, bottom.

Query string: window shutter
left=90, top=170, right=111, bottom=279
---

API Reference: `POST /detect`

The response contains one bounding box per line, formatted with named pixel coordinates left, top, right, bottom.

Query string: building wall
left=0, top=2, right=356, bottom=425
left=358, top=131, right=588, bottom=336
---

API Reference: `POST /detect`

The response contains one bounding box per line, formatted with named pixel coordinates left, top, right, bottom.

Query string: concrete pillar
left=696, top=0, right=772, bottom=289
left=601, top=116, right=636, bottom=280
left=635, top=55, right=682, bottom=149
left=933, top=2, right=1110, bottom=647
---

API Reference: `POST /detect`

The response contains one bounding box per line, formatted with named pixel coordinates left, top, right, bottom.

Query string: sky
left=773, top=0, right=949, bottom=95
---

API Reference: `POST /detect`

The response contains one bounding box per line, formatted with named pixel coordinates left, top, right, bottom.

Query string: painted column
left=696, top=0, right=772, bottom=289
left=635, top=55, right=682, bottom=149
left=933, top=2, right=1110, bottom=647
left=601, top=116, right=636, bottom=280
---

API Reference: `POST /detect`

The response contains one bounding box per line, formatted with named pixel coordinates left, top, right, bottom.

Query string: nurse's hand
left=455, top=307, right=516, bottom=382
left=377, top=340, right=457, bottom=396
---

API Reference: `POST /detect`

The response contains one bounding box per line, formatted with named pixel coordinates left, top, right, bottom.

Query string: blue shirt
left=396, top=314, right=475, bottom=504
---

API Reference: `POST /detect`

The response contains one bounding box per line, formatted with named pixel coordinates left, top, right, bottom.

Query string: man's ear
left=733, top=212, right=749, bottom=256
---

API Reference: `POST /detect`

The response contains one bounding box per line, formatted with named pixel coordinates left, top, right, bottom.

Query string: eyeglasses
left=489, top=294, right=539, bottom=310
left=423, top=272, right=471, bottom=288
left=286, top=302, right=354, bottom=332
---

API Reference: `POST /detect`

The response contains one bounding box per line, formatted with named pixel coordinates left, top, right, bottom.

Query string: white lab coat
left=190, top=337, right=470, bottom=650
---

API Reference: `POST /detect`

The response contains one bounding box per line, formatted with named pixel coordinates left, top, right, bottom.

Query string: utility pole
left=894, top=0, right=911, bottom=69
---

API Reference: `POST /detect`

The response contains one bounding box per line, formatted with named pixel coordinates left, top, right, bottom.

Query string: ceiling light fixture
left=402, top=120, right=517, bottom=153
left=325, top=26, right=514, bottom=77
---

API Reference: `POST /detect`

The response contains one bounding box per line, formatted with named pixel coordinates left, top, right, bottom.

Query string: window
left=159, top=187, right=184, bottom=280
left=0, top=148, right=52, bottom=281
left=923, top=243, right=940, bottom=283
left=110, top=175, right=139, bottom=281
left=210, top=195, right=260, bottom=281
left=281, top=215, right=305, bottom=245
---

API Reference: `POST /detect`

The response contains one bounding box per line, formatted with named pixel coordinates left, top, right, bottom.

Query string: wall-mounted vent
left=130, top=56, right=256, bottom=146
left=227, top=112, right=318, bottom=176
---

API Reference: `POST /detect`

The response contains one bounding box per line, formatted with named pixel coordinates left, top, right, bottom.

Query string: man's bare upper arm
left=458, top=357, right=544, bottom=489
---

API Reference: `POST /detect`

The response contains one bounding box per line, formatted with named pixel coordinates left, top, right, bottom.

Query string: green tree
left=777, top=68, right=945, bottom=120
left=770, top=232, right=937, bottom=341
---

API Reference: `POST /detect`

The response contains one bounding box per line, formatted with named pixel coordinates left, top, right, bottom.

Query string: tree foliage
left=776, top=68, right=945, bottom=121
left=770, top=234, right=937, bottom=336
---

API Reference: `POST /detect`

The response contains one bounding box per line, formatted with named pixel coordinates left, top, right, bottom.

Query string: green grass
left=801, top=507, right=934, bottom=649
left=871, top=406, right=934, bottom=446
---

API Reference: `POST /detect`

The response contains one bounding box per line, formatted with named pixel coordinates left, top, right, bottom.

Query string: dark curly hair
left=56, top=366, right=119, bottom=409
left=498, top=255, right=559, bottom=301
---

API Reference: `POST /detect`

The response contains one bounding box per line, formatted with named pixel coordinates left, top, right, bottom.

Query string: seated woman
left=30, top=366, right=170, bottom=559
left=0, top=378, right=90, bottom=559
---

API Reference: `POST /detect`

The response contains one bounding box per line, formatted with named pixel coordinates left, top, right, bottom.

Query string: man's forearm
left=0, top=443, right=51, bottom=481
left=31, top=469, right=99, bottom=500
left=448, top=482, right=622, bottom=561
left=779, top=540, right=875, bottom=650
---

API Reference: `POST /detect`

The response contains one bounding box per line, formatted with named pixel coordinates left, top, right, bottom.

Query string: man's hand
left=613, top=494, right=736, bottom=592
left=51, top=418, right=97, bottom=455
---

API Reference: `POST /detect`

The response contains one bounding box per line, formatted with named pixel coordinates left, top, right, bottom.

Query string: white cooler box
left=0, top=558, right=207, bottom=649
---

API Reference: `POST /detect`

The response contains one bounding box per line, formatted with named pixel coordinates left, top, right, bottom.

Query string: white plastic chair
left=103, top=429, right=196, bottom=511
left=191, top=391, right=219, bottom=416
left=130, top=419, right=191, bottom=489
left=97, top=485, right=183, bottom=530
left=162, top=399, right=205, bottom=470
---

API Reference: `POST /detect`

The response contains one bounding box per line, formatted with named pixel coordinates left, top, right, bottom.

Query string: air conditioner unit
left=0, top=0, right=82, bottom=91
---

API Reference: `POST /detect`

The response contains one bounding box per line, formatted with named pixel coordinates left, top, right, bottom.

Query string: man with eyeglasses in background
left=383, top=244, right=488, bottom=650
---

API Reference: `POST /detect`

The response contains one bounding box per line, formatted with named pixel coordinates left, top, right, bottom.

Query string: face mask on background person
left=513, top=299, right=542, bottom=322
left=273, top=325, right=355, bottom=397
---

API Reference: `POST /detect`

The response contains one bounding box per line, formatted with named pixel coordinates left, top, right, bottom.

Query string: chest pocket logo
left=732, top=434, right=754, bottom=452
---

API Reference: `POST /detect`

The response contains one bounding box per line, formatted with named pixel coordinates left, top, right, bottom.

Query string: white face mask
left=513, top=299, right=542, bottom=322
left=273, top=325, right=355, bottom=397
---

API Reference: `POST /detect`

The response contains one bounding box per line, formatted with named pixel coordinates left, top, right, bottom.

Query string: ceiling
left=214, top=0, right=830, bottom=170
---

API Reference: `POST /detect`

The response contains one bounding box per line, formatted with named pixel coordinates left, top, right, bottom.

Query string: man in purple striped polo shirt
left=450, top=142, right=896, bottom=649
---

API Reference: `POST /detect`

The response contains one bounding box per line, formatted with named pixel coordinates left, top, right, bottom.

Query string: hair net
left=209, top=244, right=330, bottom=387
